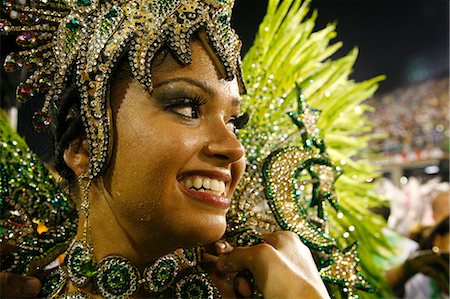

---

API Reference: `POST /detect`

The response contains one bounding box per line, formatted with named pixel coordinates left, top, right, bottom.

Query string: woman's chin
left=179, top=220, right=227, bottom=248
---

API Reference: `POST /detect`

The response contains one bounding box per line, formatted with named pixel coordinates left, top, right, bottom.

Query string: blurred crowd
left=368, top=77, right=449, bottom=154
left=379, top=180, right=450, bottom=299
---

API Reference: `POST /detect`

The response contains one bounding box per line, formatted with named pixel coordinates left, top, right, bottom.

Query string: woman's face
left=102, top=40, right=245, bottom=252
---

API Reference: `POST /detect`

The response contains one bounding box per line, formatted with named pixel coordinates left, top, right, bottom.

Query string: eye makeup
left=163, top=96, right=208, bottom=119
left=161, top=96, right=208, bottom=111
left=151, top=78, right=245, bottom=126
left=152, top=80, right=208, bottom=107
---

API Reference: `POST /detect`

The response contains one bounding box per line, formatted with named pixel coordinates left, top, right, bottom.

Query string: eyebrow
left=153, top=77, right=241, bottom=108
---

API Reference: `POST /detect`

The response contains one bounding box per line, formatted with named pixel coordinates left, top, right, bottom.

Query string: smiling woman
left=85, top=40, right=247, bottom=266
left=0, top=0, right=331, bottom=298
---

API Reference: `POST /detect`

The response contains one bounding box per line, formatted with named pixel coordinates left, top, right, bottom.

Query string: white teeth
left=203, top=178, right=211, bottom=189
left=185, top=178, right=193, bottom=188
left=180, top=176, right=226, bottom=195
left=193, top=177, right=202, bottom=189
left=210, top=179, right=220, bottom=192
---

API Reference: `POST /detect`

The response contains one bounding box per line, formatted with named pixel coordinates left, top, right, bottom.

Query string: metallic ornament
left=1, top=0, right=243, bottom=180
left=180, top=247, right=199, bottom=267
left=66, top=240, right=96, bottom=286
left=16, top=31, right=37, bottom=47
left=175, top=273, right=220, bottom=299
left=143, top=253, right=180, bottom=293
left=319, top=243, right=374, bottom=298
left=95, top=256, right=140, bottom=299
left=227, top=82, right=374, bottom=296
left=227, top=227, right=263, bottom=247
left=59, top=291, right=93, bottom=298
left=40, top=267, right=68, bottom=298
left=3, top=53, right=21, bottom=72
left=263, top=147, right=336, bottom=250
left=16, top=83, right=34, bottom=102
left=32, top=111, right=51, bottom=132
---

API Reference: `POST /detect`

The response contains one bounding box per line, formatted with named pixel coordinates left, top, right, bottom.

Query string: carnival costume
left=1, top=0, right=393, bottom=298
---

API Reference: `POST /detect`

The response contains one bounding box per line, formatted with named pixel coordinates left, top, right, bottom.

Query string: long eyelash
left=190, top=95, right=208, bottom=106
left=232, top=112, right=250, bottom=130
left=164, top=96, right=208, bottom=110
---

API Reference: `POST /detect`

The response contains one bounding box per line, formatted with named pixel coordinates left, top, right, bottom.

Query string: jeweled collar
left=40, top=239, right=221, bottom=298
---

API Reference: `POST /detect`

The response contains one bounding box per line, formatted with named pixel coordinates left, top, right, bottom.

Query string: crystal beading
left=1, top=0, right=243, bottom=179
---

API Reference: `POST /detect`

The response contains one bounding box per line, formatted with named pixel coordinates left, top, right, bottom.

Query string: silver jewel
left=143, top=253, right=180, bottom=293
left=95, top=255, right=140, bottom=299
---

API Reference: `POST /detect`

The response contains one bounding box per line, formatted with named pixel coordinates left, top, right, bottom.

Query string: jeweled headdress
left=1, top=0, right=243, bottom=178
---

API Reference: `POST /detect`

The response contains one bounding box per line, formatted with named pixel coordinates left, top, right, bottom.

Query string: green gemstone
left=66, top=19, right=81, bottom=32
left=105, top=8, right=117, bottom=19
left=187, top=284, right=203, bottom=297
left=110, top=272, right=125, bottom=288
left=104, top=265, right=129, bottom=292
left=218, top=13, right=228, bottom=25
left=157, top=268, right=168, bottom=281
left=77, top=0, right=90, bottom=6
left=81, top=260, right=97, bottom=277
left=41, top=271, right=64, bottom=296
left=184, top=249, right=195, bottom=262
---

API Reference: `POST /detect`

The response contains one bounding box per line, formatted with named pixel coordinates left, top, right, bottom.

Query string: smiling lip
left=179, top=183, right=230, bottom=209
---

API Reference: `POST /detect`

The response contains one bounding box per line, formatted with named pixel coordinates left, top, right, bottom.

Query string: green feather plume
left=237, top=0, right=396, bottom=296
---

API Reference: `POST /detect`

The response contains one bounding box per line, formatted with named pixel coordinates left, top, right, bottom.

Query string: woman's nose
left=203, top=122, right=245, bottom=165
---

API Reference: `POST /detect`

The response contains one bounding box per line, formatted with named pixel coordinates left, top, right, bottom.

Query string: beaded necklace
left=41, top=239, right=221, bottom=298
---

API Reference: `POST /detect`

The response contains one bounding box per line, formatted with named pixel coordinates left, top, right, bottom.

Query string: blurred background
left=231, top=1, right=450, bottom=261
left=233, top=0, right=449, bottom=187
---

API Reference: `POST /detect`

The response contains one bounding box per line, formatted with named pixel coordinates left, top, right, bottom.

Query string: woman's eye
left=166, top=96, right=207, bottom=119
left=172, top=105, right=199, bottom=119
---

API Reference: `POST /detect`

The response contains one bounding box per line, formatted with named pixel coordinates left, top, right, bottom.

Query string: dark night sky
left=232, top=0, right=449, bottom=94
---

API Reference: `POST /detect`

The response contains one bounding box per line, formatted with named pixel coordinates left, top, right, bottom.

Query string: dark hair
left=52, top=56, right=130, bottom=181
left=53, top=79, right=84, bottom=180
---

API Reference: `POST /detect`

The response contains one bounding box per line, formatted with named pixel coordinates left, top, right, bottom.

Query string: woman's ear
left=63, top=139, right=90, bottom=177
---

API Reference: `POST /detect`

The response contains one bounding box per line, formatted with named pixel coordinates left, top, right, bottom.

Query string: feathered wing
left=229, top=0, right=395, bottom=297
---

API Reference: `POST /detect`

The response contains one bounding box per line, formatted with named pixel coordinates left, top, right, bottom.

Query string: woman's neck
left=74, top=180, right=174, bottom=271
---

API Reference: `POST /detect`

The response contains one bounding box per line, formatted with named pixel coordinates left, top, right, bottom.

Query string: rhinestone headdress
left=1, top=0, right=243, bottom=178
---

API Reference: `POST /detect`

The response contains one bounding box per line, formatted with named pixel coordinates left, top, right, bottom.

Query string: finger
left=261, top=230, right=299, bottom=249
left=233, top=272, right=254, bottom=298
left=202, top=252, right=219, bottom=262
left=216, top=243, right=276, bottom=273
left=0, top=273, right=41, bottom=297
left=215, top=240, right=234, bottom=255
left=262, top=231, right=316, bottom=270
left=201, top=243, right=218, bottom=256
left=200, top=260, right=221, bottom=273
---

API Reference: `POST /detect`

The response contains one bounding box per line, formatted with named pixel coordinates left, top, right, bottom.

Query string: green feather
left=239, top=0, right=396, bottom=296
